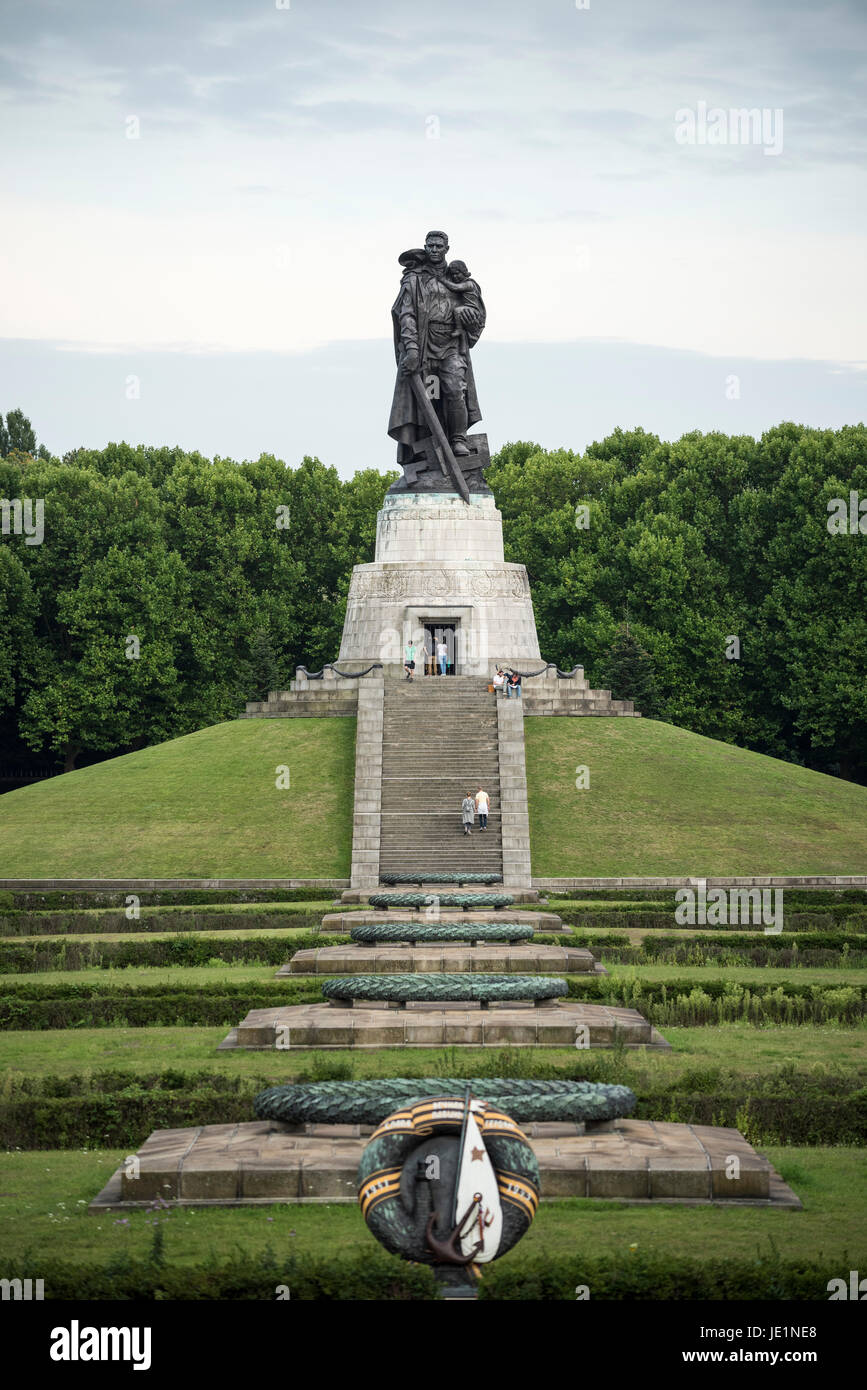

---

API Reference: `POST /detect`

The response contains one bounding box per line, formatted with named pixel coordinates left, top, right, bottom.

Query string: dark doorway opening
left=424, top=622, right=457, bottom=675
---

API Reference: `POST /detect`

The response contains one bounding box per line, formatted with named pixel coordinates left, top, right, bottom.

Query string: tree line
left=0, top=417, right=865, bottom=782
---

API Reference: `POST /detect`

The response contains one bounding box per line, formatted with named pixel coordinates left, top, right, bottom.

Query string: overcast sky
left=1, top=0, right=865, bottom=471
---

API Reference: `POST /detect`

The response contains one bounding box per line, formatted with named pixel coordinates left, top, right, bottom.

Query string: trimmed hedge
left=0, top=933, right=344, bottom=972
left=0, top=909, right=327, bottom=936
left=0, top=888, right=337, bottom=911
left=2, top=1066, right=864, bottom=1148
left=11, top=1091, right=859, bottom=1149
left=551, top=908, right=867, bottom=933
left=478, top=1253, right=849, bottom=1300
left=5, top=905, right=865, bottom=937
left=0, top=979, right=322, bottom=1029
left=0, top=1251, right=439, bottom=1300
left=586, top=933, right=867, bottom=968
left=566, top=976, right=867, bottom=1025
left=0, top=974, right=864, bottom=1028
left=0, top=1251, right=847, bottom=1300
left=548, top=889, right=867, bottom=907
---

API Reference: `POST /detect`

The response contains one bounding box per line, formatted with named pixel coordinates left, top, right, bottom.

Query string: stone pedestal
left=280, top=944, right=603, bottom=975
left=90, top=1120, right=799, bottom=1211
left=338, top=492, right=541, bottom=676
left=219, top=1000, right=668, bottom=1050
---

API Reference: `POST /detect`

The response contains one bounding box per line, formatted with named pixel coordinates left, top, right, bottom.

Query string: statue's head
left=425, top=230, right=449, bottom=265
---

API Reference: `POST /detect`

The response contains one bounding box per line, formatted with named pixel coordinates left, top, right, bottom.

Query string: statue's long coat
left=387, top=269, right=486, bottom=465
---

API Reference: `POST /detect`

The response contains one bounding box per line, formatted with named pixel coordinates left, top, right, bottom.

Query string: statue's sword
left=409, top=372, right=471, bottom=504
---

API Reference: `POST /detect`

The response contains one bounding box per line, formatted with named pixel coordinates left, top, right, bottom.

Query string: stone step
left=105, top=1120, right=782, bottom=1208
left=379, top=822, right=503, bottom=829
left=382, top=756, right=500, bottom=761
left=377, top=674, right=512, bottom=883
left=284, top=945, right=601, bottom=975
left=383, top=731, right=499, bottom=736
left=385, top=729, right=497, bottom=736
left=377, top=862, right=504, bottom=869
left=378, top=845, right=503, bottom=852
left=379, top=852, right=503, bottom=860
left=379, top=827, right=503, bottom=836
left=382, top=758, right=500, bottom=765
left=380, top=792, right=501, bottom=801
left=383, top=729, right=499, bottom=737
left=227, top=1001, right=664, bottom=1050
left=379, top=848, right=503, bottom=857
left=382, top=754, right=501, bottom=763
left=380, top=838, right=502, bottom=846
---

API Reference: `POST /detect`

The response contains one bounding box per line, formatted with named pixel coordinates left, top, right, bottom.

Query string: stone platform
left=322, top=909, right=567, bottom=932
left=89, top=1118, right=799, bottom=1211
left=282, top=944, right=603, bottom=976
left=219, top=1000, right=667, bottom=1050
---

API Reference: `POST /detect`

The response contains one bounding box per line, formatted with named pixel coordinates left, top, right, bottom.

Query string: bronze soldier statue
left=387, top=230, right=490, bottom=497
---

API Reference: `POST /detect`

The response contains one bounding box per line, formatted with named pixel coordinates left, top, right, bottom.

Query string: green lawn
left=1, top=1024, right=864, bottom=1080
left=2, top=962, right=864, bottom=989
left=0, top=719, right=356, bottom=878
left=0, top=926, right=325, bottom=947
left=0, top=1148, right=863, bottom=1268
left=1, top=902, right=338, bottom=921
left=526, top=718, right=867, bottom=876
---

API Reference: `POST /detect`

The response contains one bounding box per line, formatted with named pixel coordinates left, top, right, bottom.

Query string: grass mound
left=0, top=719, right=355, bottom=878
left=526, top=718, right=867, bottom=876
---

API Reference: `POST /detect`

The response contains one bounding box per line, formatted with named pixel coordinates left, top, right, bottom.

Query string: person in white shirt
left=436, top=639, right=449, bottom=676
left=475, top=787, right=490, bottom=830
left=492, top=667, right=505, bottom=695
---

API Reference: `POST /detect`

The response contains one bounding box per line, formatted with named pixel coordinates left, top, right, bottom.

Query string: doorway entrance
left=424, top=622, right=457, bottom=675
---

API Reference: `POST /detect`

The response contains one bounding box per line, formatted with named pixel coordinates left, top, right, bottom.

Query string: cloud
left=0, top=0, right=863, bottom=368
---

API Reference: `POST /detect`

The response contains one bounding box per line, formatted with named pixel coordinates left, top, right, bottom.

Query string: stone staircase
left=242, top=686, right=357, bottom=717
left=379, top=677, right=503, bottom=877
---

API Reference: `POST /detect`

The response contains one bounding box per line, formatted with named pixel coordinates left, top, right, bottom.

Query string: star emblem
left=471, top=1146, right=485, bottom=1162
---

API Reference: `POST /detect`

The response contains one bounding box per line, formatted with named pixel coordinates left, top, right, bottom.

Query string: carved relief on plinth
left=347, top=566, right=530, bottom=602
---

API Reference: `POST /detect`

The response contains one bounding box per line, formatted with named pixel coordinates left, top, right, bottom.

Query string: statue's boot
left=447, top=398, right=470, bottom=456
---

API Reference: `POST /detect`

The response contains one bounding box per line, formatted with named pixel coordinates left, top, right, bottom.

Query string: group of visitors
left=461, top=787, right=490, bottom=835
left=404, top=638, right=449, bottom=680
left=402, top=644, right=522, bottom=696
left=493, top=667, right=522, bottom=698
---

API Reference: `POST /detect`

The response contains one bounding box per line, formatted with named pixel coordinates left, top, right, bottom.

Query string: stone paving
left=89, top=1118, right=799, bottom=1211
left=282, top=943, right=603, bottom=976
left=219, top=1000, right=667, bottom=1050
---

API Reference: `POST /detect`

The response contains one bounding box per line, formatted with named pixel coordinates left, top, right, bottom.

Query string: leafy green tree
left=598, top=624, right=663, bottom=716
left=2, top=424, right=864, bottom=785
left=3, top=408, right=37, bottom=456
left=246, top=626, right=280, bottom=700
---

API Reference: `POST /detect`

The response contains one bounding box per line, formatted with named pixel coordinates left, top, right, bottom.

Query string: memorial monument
left=246, top=228, right=637, bottom=888
left=87, top=232, right=799, bottom=1284
left=338, top=228, right=542, bottom=677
